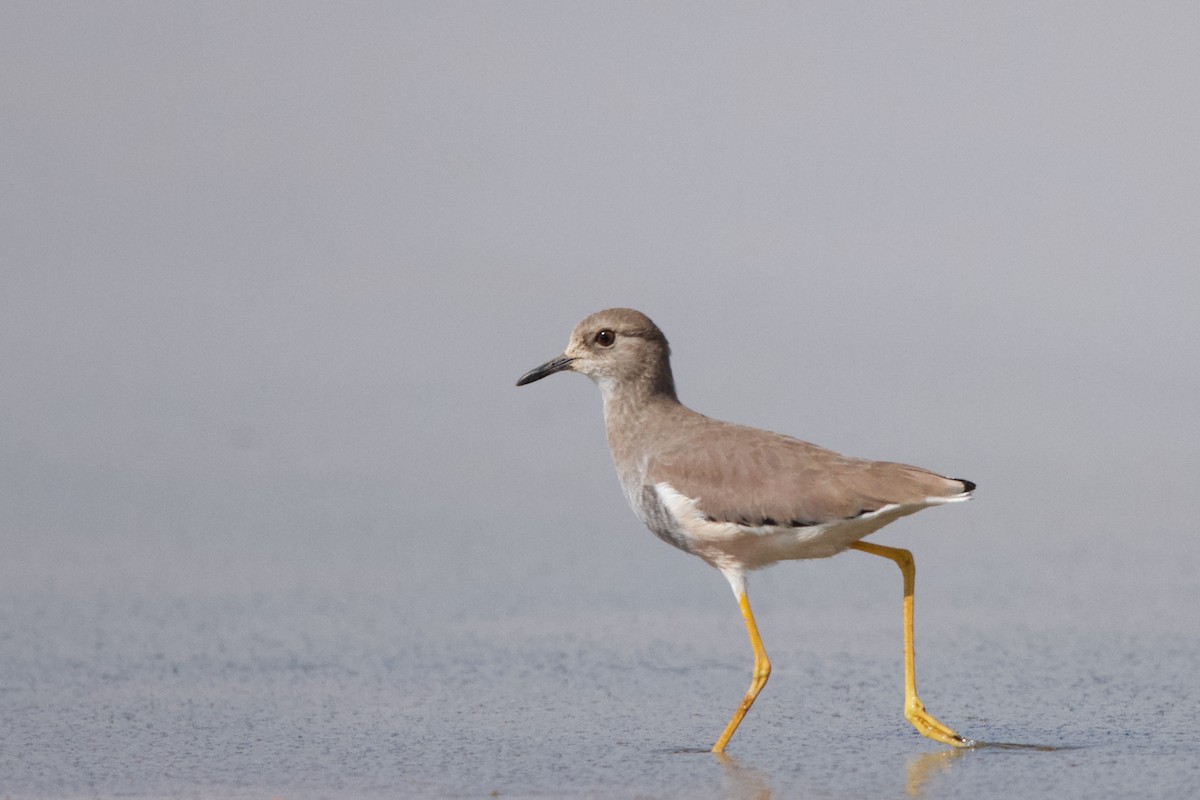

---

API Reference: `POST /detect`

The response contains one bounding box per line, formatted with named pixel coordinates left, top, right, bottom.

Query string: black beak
left=516, top=355, right=576, bottom=386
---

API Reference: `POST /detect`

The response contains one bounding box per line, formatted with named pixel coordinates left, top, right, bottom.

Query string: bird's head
left=516, top=307, right=675, bottom=399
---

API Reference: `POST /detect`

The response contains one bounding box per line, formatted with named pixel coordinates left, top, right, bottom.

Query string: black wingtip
left=957, top=478, right=977, bottom=493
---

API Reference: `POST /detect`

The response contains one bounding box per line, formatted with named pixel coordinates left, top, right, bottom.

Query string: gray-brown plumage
left=517, top=307, right=977, bottom=751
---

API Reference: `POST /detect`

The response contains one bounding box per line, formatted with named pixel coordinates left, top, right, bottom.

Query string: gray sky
left=2, top=3, right=1198, bottom=629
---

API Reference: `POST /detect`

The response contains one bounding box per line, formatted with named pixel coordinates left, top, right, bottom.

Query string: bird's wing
left=646, top=421, right=968, bottom=528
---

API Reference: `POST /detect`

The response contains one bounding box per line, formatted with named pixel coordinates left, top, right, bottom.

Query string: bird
left=516, top=307, right=976, bottom=752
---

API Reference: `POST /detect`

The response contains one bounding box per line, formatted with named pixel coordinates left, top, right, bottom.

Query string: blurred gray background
left=2, top=3, right=1198, bottom=798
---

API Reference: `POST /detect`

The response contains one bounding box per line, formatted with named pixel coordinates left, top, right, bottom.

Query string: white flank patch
left=652, top=482, right=966, bottom=570
left=653, top=482, right=711, bottom=535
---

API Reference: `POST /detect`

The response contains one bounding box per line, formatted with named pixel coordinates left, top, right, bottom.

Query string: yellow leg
left=850, top=541, right=973, bottom=747
left=712, top=590, right=771, bottom=753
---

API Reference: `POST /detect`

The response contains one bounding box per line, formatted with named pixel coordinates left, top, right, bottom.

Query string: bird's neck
left=600, top=373, right=684, bottom=467
left=600, top=366, right=678, bottom=418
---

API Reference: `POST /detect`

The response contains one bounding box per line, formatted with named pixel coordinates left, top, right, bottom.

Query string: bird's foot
left=905, top=701, right=976, bottom=748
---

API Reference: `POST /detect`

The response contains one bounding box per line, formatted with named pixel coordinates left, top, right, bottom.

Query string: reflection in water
left=712, top=752, right=773, bottom=800
left=905, top=741, right=1067, bottom=797
left=905, top=748, right=965, bottom=797
left=676, top=739, right=1066, bottom=799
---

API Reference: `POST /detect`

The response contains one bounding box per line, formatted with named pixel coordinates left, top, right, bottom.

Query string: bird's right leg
left=850, top=541, right=973, bottom=747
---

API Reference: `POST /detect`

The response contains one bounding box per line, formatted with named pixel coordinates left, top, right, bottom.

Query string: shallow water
left=3, top=559, right=1198, bottom=799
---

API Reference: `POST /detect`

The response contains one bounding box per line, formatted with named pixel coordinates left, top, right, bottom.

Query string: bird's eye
left=594, top=329, right=616, bottom=347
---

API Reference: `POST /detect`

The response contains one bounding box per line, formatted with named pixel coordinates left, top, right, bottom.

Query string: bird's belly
left=644, top=481, right=927, bottom=571
left=702, top=520, right=874, bottom=568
